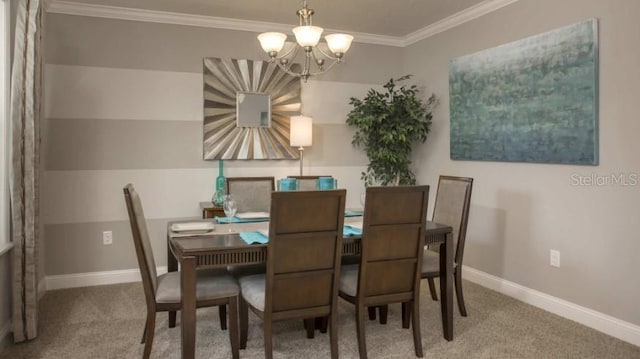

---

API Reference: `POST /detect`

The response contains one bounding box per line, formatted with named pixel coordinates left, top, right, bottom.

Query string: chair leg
left=367, top=306, right=376, bottom=320
left=140, top=319, right=148, bottom=344
left=304, top=318, right=315, bottom=339
left=329, top=313, right=338, bottom=359
left=239, top=297, right=249, bottom=349
left=168, top=311, right=176, bottom=328
left=455, top=269, right=468, bottom=317
left=401, top=302, right=410, bottom=329
left=264, top=320, right=273, bottom=359
left=378, top=305, right=388, bottom=324
left=219, top=305, right=228, bottom=330
left=142, top=312, right=156, bottom=359
left=411, top=300, right=424, bottom=357
left=427, top=277, right=438, bottom=301
left=317, top=316, right=328, bottom=333
left=227, top=298, right=240, bottom=359
left=356, top=305, right=368, bottom=359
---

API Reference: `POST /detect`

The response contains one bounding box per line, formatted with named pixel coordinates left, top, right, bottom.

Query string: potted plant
left=346, top=75, right=436, bottom=186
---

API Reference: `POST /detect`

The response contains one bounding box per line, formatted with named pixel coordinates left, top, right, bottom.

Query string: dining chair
left=226, top=176, right=275, bottom=213
left=287, top=175, right=330, bottom=190
left=339, top=185, right=429, bottom=359
left=225, top=177, right=275, bottom=279
left=422, top=175, right=473, bottom=316
left=123, top=184, right=240, bottom=359
left=238, top=189, right=346, bottom=359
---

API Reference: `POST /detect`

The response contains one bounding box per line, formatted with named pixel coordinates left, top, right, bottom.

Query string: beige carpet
left=1, top=280, right=638, bottom=359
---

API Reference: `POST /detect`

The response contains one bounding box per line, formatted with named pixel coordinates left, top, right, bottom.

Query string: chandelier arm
left=310, top=49, right=323, bottom=66
left=274, top=61, right=306, bottom=78
left=272, top=57, right=340, bottom=79
left=313, top=45, right=340, bottom=61
left=272, top=57, right=334, bottom=78
left=306, top=59, right=340, bottom=76
left=275, top=44, right=298, bottom=60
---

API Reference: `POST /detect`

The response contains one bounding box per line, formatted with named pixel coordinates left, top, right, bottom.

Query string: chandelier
left=257, top=0, right=354, bottom=82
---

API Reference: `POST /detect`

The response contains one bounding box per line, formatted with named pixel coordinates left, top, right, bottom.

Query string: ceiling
left=58, top=0, right=488, bottom=37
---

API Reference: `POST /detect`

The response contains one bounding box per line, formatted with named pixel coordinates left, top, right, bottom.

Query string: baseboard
left=38, top=279, right=46, bottom=301
left=45, top=266, right=168, bottom=291
left=462, top=265, right=640, bottom=347
left=0, top=321, right=11, bottom=350
left=43, top=265, right=640, bottom=347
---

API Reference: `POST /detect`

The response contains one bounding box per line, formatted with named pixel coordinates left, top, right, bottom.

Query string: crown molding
left=45, top=1, right=403, bottom=47
left=401, top=0, right=521, bottom=46
left=46, top=0, right=520, bottom=48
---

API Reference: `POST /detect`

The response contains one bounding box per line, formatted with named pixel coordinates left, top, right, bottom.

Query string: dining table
left=167, top=216, right=454, bottom=359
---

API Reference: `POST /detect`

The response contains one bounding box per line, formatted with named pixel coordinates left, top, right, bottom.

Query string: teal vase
left=212, top=160, right=226, bottom=206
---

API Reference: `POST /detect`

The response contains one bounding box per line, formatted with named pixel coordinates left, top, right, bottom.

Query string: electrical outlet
left=550, top=249, right=560, bottom=267
left=103, top=231, right=113, bottom=245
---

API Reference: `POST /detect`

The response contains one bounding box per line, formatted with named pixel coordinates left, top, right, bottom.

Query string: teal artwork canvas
left=449, top=19, right=598, bottom=165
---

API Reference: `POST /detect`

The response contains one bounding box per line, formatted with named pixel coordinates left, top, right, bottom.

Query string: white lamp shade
left=293, top=26, right=323, bottom=47
left=325, top=34, right=354, bottom=54
left=290, top=116, right=313, bottom=147
left=258, top=32, right=287, bottom=53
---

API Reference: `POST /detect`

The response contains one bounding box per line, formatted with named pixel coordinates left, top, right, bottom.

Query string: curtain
left=10, top=0, right=42, bottom=343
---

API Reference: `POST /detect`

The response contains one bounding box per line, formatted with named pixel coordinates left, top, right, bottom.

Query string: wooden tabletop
left=169, top=217, right=452, bottom=256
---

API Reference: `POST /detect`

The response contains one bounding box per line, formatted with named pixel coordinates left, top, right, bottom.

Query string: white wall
left=404, top=0, right=640, bottom=327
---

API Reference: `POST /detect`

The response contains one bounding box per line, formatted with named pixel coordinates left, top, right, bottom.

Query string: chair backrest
left=432, top=176, right=473, bottom=265
left=287, top=175, right=330, bottom=190
left=357, top=186, right=429, bottom=303
left=265, top=190, right=346, bottom=319
left=123, top=184, right=158, bottom=303
left=226, top=177, right=275, bottom=212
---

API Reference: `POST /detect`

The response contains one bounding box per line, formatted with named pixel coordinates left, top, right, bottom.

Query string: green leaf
left=346, top=75, right=437, bottom=186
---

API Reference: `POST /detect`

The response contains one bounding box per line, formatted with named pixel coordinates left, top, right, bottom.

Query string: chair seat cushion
left=422, top=248, right=458, bottom=275
left=338, top=264, right=359, bottom=297
left=156, top=268, right=239, bottom=304
left=238, top=274, right=266, bottom=312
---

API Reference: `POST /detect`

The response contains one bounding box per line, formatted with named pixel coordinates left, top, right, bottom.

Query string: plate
left=171, top=222, right=215, bottom=232
left=347, top=221, right=363, bottom=230
left=236, top=212, right=270, bottom=219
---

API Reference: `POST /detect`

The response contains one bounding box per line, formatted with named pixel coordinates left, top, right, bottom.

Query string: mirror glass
left=236, top=92, right=271, bottom=127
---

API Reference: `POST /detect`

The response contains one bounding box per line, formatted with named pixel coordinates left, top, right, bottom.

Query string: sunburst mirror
left=203, top=58, right=302, bottom=160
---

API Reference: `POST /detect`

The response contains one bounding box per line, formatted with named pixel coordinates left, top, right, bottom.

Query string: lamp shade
left=325, top=34, right=354, bottom=55
left=293, top=26, right=323, bottom=47
left=258, top=32, right=287, bottom=53
left=290, top=116, right=313, bottom=147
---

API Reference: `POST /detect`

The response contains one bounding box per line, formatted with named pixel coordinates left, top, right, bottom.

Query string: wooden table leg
left=168, top=237, right=178, bottom=327
left=167, top=238, right=178, bottom=272
left=181, top=256, right=197, bottom=359
left=439, top=232, right=454, bottom=341
left=304, top=318, right=315, bottom=338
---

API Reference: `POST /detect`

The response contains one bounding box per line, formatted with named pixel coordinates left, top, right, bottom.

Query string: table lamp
left=290, top=115, right=313, bottom=176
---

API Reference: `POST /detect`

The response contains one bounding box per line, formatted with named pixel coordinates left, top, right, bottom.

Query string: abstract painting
left=449, top=19, right=598, bottom=165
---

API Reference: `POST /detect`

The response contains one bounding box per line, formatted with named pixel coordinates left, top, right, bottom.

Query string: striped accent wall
left=43, top=13, right=400, bottom=276
left=43, top=63, right=375, bottom=275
